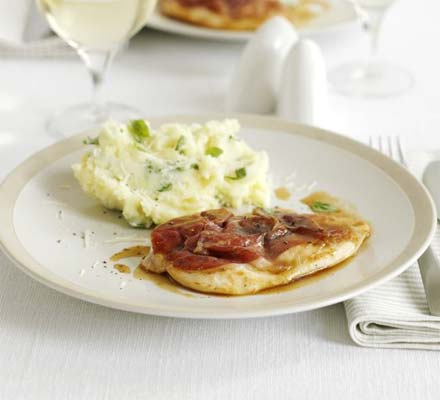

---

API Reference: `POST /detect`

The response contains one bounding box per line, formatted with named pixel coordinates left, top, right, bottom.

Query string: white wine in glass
left=329, top=0, right=413, bottom=97
left=37, top=0, right=157, bottom=134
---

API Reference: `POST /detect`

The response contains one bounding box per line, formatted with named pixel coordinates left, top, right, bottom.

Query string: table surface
left=1, top=0, right=440, bottom=399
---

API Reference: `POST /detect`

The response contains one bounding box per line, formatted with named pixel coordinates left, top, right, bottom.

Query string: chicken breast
left=142, top=192, right=370, bottom=295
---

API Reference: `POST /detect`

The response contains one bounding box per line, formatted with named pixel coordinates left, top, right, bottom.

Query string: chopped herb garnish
left=83, top=136, right=99, bottom=145
left=214, top=194, right=228, bottom=207
left=146, top=162, right=161, bottom=174
left=158, top=183, right=172, bottom=192
left=132, top=223, right=147, bottom=229
left=135, top=143, right=147, bottom=152
left=191, top=163, right=199, bottom=170
left=227, top=167, right=247, bottom=180
left=205, top=146, right=223, bottom=157
left=132, top=219, right=154, bottom=229
left=175, top=166, right=184, bottom=172
left=175, top=136, right=185, bottom=151
left=128, top=119, right=150, bottom=142
left=310, top=201, right=338, bottom=213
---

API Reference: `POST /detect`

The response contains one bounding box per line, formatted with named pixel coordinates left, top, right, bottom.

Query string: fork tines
left=369, top=136, right=407, bottom=167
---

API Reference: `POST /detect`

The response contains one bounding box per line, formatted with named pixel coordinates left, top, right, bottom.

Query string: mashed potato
left=72, top=119, right=270, bottom=227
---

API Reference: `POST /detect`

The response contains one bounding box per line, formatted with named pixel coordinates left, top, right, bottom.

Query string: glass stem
left=77, top=48, right=118, bottom=120
left=361, top=8, right=386, bottom=62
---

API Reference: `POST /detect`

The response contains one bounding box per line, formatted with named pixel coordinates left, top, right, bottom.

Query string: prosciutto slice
left=151, top=207, right=349, bottom=271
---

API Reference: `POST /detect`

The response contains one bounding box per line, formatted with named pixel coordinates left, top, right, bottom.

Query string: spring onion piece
left=310, top=201, right=338, bottom=213
left=227, top=167, right=247, bottom=180
left=83, top=136, right=99, bottom=145
left=158, top=183, right=172, bottom=192
left=128, top=120, right=150, bottom=142
left=175, top=136, right=185, bottom=151
left=205, top=147, right=223, bottom=157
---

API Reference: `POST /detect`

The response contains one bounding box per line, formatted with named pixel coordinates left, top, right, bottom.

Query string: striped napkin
left=344, top=151, right=440, bottom=350
left=0, top=0, right=71, bottom=57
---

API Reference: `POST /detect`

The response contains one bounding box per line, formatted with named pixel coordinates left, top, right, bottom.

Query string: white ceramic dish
left=146, top=0, right=358, bottom=41
left=0, top=114, right=436, bottom=319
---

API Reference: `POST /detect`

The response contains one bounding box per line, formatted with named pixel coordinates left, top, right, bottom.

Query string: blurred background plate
left=145, top=0, right=358, bottom=41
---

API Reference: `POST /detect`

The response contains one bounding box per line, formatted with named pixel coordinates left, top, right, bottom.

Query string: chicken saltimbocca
left=141, top=192, right=371, bottom=295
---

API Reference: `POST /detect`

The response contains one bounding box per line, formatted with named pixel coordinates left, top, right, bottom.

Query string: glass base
left=329, top=61, right=414, bottom=98
left=46, top=102, right=143, bottom=137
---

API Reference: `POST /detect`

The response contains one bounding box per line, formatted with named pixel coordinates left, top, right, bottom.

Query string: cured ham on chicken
left=142, top=193, right=370, bottom=295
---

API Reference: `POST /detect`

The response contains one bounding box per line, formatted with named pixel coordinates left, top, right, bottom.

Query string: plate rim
left=145, top=0, right=358, bottom=42
left=0, top=113, right=436, bottom=319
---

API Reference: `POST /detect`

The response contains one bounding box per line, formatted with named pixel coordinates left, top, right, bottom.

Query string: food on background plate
left=159, top=0, right=330, bottom=31
left=73, top=119, right=270, bottom=228
left=141, top=192, right=371, bottom=295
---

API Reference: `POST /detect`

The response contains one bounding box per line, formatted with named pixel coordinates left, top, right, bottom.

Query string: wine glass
left=37, top=0, right=157, bottom=135
left=329, top=0, right=413, bottom=97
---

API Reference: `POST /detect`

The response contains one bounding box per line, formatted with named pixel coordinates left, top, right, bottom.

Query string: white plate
left=0, top=114, right=436, bottom=319
left=146, top=0, right=358, bottom=41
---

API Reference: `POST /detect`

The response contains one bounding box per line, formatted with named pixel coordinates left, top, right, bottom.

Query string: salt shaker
left=225, top=17, right=298, bottom=114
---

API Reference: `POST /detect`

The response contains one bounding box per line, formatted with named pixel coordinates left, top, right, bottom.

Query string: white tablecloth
left=1, top=0, right=440, bottom=398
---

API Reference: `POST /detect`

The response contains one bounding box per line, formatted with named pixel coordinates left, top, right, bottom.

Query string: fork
left=369, top=135, right=440, bottom=316
left=368, top=136, right=407, bottom=165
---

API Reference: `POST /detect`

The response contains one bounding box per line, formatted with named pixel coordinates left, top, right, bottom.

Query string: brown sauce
left=110, top=245, right=192, bottom=297
left=274, top=186, right=291, bottom=201
left=301, top=191, right=357, bottom=214
left=259, top=256, right=354, bottom=295
left=114, top=264, right=131, bottom=274
left=133, top=264, right=194, bottom=297
left=110, top=246, right=150, bottom=261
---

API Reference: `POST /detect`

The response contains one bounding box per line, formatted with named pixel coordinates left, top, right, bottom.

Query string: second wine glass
left=37, top=0, right=157, bottom=135
left=329, top=0, right=413, bottom=97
